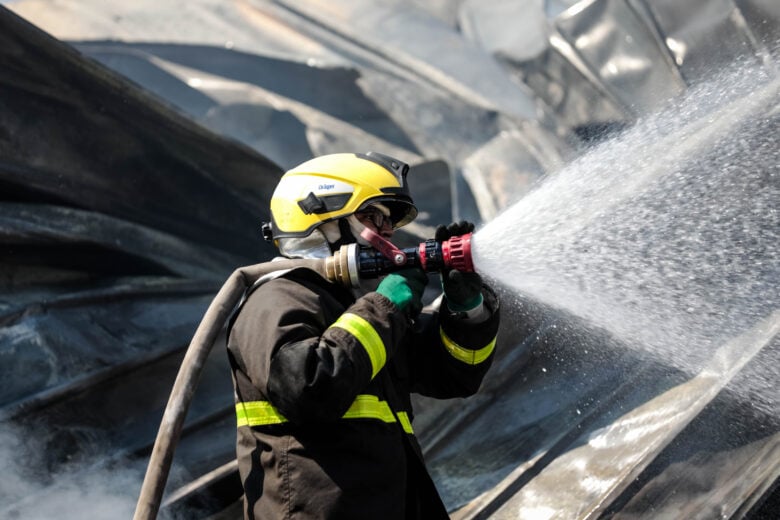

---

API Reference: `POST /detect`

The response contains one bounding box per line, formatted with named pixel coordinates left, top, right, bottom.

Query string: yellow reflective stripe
left=236, top=400, right=287, bottom=427
left=329, top=313, right=386, bottom=378
left=342, top=394, right=395, bottom=423
left=440, top=328, right=496, bottom=365
left=236, top=395, right=414, bottom=434
left=396, top=411, right=414, bottom=434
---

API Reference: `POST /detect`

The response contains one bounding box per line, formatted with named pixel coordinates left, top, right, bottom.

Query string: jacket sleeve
left=228, top=273, right=412, bottom=424
left=407, top=284, right=501, bottom=399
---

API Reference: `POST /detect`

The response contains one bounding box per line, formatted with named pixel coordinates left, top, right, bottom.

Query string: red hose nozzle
left=441, top=232, right=474, bottom=273
left=417, top=232, right=475, bottom=273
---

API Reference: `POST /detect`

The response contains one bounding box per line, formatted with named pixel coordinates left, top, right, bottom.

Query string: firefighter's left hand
left=441, top=269, right=483, bottom=312
left=435, top=221, right=483, bottom=312
left=434, top=221, right=474, bottom=243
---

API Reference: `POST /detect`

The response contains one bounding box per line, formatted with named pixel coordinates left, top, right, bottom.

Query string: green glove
left=376, top=268, right=428, bottom=317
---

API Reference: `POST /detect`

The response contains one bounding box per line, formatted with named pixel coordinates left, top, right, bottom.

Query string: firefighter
left=227, top=151, right=500, bottom=519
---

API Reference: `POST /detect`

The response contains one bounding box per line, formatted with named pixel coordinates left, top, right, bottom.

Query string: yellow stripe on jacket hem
left=329, top=313, right=386, bottom=378
left=236, top=395, right=413, bottom=433
left=440, top=328, right=496, bottom=365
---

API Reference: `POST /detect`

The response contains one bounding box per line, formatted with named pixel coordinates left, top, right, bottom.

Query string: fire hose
left=133, top=231, right=474, bottom=520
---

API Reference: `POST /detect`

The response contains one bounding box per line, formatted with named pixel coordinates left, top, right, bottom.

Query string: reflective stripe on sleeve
left=329, top=313, right=386, bottom=378
left=236, top=400, right=287, bottom=427
left=236, top=395, right=413, bottom=433
left=440, top=328, right=496, bottom=365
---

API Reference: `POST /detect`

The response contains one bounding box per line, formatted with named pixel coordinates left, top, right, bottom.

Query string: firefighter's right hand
left=376, top=268, right=428, bottom=318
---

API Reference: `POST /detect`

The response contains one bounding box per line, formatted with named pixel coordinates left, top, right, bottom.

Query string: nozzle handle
left=360, top=227, right=407, bottom=265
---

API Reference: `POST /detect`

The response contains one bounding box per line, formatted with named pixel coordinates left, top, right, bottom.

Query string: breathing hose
left=133, top=232, right=475, bottom=520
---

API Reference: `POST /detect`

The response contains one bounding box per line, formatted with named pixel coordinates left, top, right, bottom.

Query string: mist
left=0, top=424, right=144, bottom=520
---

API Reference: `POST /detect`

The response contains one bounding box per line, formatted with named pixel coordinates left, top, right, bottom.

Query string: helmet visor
left=358, top=197, right=417, bottom=229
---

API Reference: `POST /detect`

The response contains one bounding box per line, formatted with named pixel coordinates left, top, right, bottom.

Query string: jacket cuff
left=439, top=285, right=500, bottom=364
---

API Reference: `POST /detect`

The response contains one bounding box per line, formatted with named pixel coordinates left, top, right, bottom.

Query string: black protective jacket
left=227, top=267, right=500, bottom=520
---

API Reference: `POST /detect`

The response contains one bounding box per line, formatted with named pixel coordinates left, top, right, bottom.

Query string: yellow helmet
left=263, top=152, right=418, bottom=242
